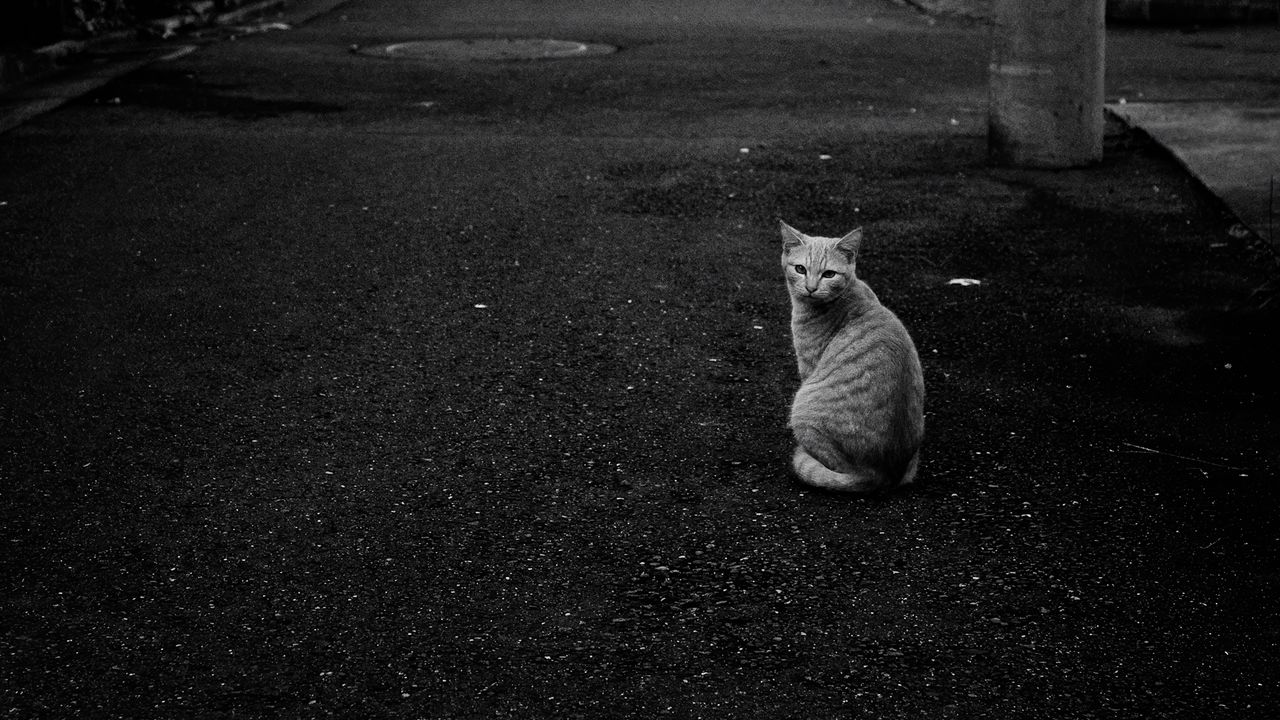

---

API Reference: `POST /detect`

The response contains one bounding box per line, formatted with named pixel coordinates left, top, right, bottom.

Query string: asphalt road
left=2, top=1, right=1278, bottom=718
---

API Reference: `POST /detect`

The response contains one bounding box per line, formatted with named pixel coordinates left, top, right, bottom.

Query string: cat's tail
left=791, top=446, right=916, bottom=493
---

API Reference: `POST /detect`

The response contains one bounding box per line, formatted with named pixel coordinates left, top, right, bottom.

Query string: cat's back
left=794, top=299, right=923, bottom=464
left=800, top=284, right=919, bottom=380
left=813, top=304, right=919, bottom=392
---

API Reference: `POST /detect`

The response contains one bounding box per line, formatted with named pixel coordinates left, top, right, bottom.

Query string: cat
left=780, top=220, right=925, bottom=493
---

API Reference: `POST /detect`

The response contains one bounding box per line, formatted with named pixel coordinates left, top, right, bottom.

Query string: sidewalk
left=1107, top=24, right=1280, bottom=247
left=0, top=0, right=275, bottom=90
left=0, top=0, right=347, bottom=133
left=7, top=1, right=1275, bottom=245
left=0, top=0, right=344, bottom=95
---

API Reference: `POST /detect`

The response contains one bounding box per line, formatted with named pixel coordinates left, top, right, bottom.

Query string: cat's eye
left=821, top=270, right=837, bottom=279
left=794, top=265, right=807, bottom=275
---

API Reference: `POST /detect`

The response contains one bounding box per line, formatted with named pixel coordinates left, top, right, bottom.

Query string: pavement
left=5, top=1, right=1277, bottom=242
left=2, top=1, right=1278, bottom=718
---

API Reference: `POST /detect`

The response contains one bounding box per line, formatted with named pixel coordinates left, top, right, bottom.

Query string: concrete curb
left=901, top=0, right=1279, bottom=23
left=1108, top=0, right=1279, bottom=23
left=1108, top=103, right=1280, bottom=255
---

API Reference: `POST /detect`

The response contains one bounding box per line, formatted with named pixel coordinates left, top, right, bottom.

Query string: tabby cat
left=780, top=220, right=925, bottom=492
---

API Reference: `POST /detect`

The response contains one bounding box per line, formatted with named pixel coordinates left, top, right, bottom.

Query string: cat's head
left=779, top=220, right=862, bottom=303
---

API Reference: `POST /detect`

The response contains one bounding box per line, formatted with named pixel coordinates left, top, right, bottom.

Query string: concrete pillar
left=988, top=0, right=1106, bottom=168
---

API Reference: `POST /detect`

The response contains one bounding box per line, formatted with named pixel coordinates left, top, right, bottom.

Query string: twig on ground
left=1119, top=442, right=1243, bottom=471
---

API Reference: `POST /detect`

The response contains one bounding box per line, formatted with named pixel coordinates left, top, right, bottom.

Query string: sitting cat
left=780, top=220, right=925, bottom=493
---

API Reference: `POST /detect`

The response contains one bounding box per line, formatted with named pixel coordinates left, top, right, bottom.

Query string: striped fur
left=780, top=221, right=925, bottom=493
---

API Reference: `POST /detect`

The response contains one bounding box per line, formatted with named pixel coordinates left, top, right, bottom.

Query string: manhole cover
left=362, top=38, right=616, bottom=61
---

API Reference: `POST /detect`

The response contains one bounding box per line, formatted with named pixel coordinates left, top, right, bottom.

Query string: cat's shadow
left=788, top=467, right=927, bottom=503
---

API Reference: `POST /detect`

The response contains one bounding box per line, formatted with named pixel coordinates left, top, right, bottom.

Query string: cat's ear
left=779, top=220, right=806, bottom=250
left=836, top=227, right=863, bottom=260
